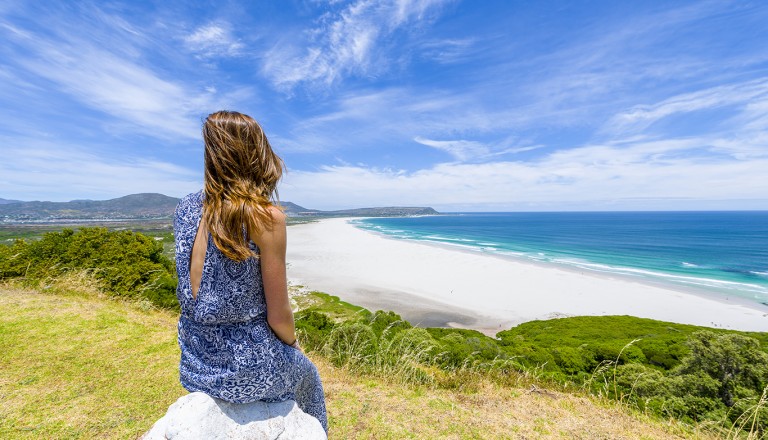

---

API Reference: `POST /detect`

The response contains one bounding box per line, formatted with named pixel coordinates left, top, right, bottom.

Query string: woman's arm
left=251, top=207, right=297, bottom=347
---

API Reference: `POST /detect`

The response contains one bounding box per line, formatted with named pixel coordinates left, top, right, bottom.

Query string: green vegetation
left=0, top=227, right=177, bottom=308
left=294, top=292, right=768, bottom=437
left=0, top=286, right=185, bottom=439
left=2, top=286, right=702, bottom=439
left=1, top=228, right=766, bottom=437
left=0, top=221, right=176, bottom=258
left=285, top=217, right=320, bottom=226
left=496, top=316, right=768, bottom=432
left=0, top=224, right=64, bottom=242
left=497, top=315, right=768, bottom=372
left=610, top=331, right=768, bottom=430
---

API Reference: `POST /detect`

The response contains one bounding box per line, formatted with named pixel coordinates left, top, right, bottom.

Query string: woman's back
left=174, top=110, right=326, bottom=432
left=175, top=191, right=266, bottom=324
left=173, top=111, right=328, bottom=431
left=174, top=191, right=327, bottom=431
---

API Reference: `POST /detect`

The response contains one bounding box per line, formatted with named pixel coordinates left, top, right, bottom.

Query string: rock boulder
left=142, top=392, right=326, bottom=440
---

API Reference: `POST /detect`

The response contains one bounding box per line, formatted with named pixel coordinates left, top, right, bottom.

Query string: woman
left=173, top=110, right=327, bottom=432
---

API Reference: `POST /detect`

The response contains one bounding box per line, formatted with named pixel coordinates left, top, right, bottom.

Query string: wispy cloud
left=472, top=2, right=768, bottom=134
left=0, top=137, right=200, bottom=201
left=414, top=137, right=489, bottom=161
left=418, top=38, right=475, bottom=64
left=262, top=0, right=452, bottom=90
left=282, top=138, right=768, bottom=211
left=413, top=136, right=543, bottom=162
left=184, top=23, right=244, bottom=58
left=0, top=5, right=227, bottom=141
left=275, top=85, right=545, bottom=158
left=602, top=78, right=768, bottom=136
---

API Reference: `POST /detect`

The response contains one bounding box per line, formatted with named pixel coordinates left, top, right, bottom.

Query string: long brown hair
left=202, top=111, right=284, bottom=261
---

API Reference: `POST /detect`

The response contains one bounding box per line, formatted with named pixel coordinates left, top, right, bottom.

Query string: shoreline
left=286, top=218, right=768, bottom=335
left=354, top=218, right=768, bottom=319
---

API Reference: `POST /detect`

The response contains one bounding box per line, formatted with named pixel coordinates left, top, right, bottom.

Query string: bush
left=605, top=331, right=768, bottom=434
left=435, top=333, right=475, bottom=367
left=295, top=309, right=336, bottom=351
left=673, top=331, right=768, bottom=408
left=550, top=347, right=588, bottom=375
left=367, top=310, right=411, bottom=338
left=0, top=228, right=177, bottom=308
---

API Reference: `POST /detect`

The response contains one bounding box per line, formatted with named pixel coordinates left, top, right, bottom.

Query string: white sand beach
left=286, top=218, right=768, bottom=334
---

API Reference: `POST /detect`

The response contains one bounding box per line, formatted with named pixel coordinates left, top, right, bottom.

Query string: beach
left=286, top=218, right=768, bottom=334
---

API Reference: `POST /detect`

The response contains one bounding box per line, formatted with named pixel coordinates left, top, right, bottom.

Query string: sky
left=1, top=0, right=767, bottom=211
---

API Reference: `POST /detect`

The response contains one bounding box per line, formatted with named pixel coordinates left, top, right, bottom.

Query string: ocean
left=352, top=212, right=768, bottom=306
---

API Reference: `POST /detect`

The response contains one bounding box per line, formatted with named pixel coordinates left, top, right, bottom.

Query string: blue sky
left=1, top=0, right=767, bottom=211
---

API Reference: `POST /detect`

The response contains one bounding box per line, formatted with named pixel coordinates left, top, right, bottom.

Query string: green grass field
left=1, top=283, right=722, bottom=439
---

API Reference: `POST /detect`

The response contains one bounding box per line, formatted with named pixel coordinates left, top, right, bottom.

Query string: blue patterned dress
left=174, top=191, right=327, bottom=432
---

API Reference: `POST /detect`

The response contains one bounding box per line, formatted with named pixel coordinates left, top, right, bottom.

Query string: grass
left=318, top=357, right=705, bottom=439
left=291, top=287, right=371, bottom=322
left=0, top=284, right=184, bottom=439
left=0, top=283, right=722, bottom=439
left=0, top=225, right=64, bottom=243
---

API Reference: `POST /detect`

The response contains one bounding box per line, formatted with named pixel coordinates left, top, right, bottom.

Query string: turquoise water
left=352, top=212, right=768, bottom=306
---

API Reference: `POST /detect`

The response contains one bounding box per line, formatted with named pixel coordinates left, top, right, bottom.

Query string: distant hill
left=0, top=194, right=439, bottom=222
left=278, top=201, right=319, bottom=216
left=0, top=193, right=180, bottom=222
left=277, top=202, right=438, bottom=217
left=309, top=206, right=439, bottom=217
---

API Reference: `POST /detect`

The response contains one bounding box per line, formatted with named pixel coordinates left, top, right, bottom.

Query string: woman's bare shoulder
left=250, top=205, right=286, bottom=248
left=267, top=204, right=287, bottom=225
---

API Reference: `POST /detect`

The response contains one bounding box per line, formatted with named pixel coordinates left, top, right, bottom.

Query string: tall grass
left=725, top=385, right=768, bottom=440
left=307, top=317, right=533, bottom=393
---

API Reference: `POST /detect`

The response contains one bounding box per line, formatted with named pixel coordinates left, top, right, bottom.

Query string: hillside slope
left=0, top=286, right=710, bottom=439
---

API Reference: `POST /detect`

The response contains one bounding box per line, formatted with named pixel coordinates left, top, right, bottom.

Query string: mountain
left=0, top=198, right=22, bottom=205
left=278, top=201, right=319, bottom=216
left=0, top=193, right=180, bottom=221
left=0, top=194, right=439, bottom=222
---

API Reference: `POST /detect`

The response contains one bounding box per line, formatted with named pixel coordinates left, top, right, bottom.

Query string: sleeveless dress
left=173, top=191, right=327, bottom=432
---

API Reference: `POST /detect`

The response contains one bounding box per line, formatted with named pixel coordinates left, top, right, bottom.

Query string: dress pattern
left=174, top=191, right=327, bottom=432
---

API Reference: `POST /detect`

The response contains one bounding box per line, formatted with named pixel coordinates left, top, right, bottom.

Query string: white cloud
left=1, top=10, right=239, bottom=141
left=603, top=78, right=768, bottom=136
left=481, top=2, right=768, bottom=133
left=419, top=38, right=474, bottom=64
left=262, top=0, right=452, bottom=90
left=184, top=23, right=244, bottom=58
left=281, top=137, right=768, bottom=211
left=414, top=136, right=489, bottom=161
left=274, top=86, right=542, bottom=155
left=21, top=47, right=203, bottom=140
left=0, top=138, right=200, bottom=201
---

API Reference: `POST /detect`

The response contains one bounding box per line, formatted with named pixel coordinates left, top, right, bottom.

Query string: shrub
left=367, top=310, right=411, bottom=338
left=673, top=331, right=768, bottom=408
left=295, top=309, right=336, bottom=351
left=0, top=228, right=177, bottom=308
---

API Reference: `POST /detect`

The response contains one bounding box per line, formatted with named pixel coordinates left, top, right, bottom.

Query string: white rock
left=142, top=392, right=327, bottom=440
